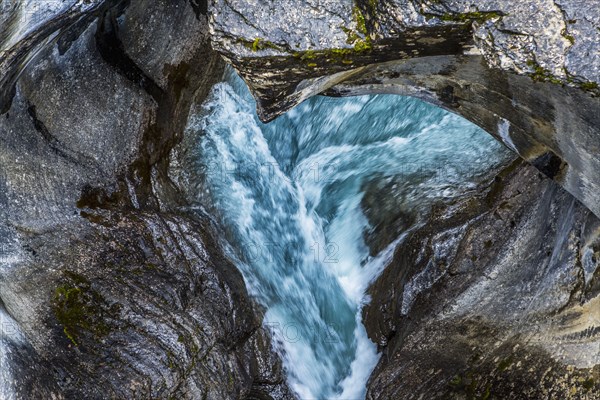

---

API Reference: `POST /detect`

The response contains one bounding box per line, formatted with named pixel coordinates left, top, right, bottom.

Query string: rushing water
left=187, top=68, right=511, bottom=399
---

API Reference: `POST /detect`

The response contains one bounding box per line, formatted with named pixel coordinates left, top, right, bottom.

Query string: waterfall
left=186, top=68, right=511, bottom=399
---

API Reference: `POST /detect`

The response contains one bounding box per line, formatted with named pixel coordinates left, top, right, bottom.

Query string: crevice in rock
left=189, top=0, right=208, bottom=18
left=94, top=4, right=165, bottom=104
left=221, top=0, right=265, bottom=35
left=531, top=150, right=565, bottom=180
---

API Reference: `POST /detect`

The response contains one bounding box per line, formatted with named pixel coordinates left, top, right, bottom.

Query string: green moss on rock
left=526, top=60, right=562, bottom=84
left=564, top=34, right=575, bottom=45
left=352, top=6, right=368, bottom=35
left=497, top=356, right=514, bottom=371
left=340, top=5, right=372, bottom=54
left=448, top=370, right=495, bottom=400
left=582, top=378, right=595, bottom=390
left=580, top=81, right=599, bottom=91
left=238, top=37, right=283, bottom=52
left=52, top=272, right=120, bottom=346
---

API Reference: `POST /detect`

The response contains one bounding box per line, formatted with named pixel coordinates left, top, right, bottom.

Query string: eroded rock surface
left=4, top=213, right=291, bottom=399
left=363, top=160, right=600, bottom=399
left=208, top=1, right=600, bottom=395
left=0, top=0, right=292, bottom=398
left=209, top=0, right=599, bottom=114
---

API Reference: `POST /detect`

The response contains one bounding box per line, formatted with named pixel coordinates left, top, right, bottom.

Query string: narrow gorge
left=0, top=1, right=599, bottom=399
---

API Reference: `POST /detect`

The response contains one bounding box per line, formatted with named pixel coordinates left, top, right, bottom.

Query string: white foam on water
left=188, top=67, right=511, bottom=399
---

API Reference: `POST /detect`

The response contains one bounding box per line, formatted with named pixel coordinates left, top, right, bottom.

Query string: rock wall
left=363, top=160, right=600, bottom=398
left=0, top=0, right=292, bottom=398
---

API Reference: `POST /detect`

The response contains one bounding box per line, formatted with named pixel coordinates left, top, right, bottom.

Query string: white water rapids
left=185, top=68, right=511, bottom=399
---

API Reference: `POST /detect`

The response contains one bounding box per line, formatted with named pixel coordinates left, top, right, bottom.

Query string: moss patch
left=579, top=81, right=599, bottom=91
left=440, top=11, right=503, bottom=23
left=238, top=38, right=283, bottom=52
left=497, top=356, right=514, bottom=372
left=353, top=6, right=368, bottom=35
left=337, top=6, right=373, bottom=55
left=448, top=370, right=492, bottom=400
left=526, top=60, right=562, bottom=84
left=234, top=3, right=378, bottom=67
left=582, top=378, right=595, bottom=390
left=52, top=272, right=120, bottom=346
left=564, top=34, right=575, bottom=45
left=563, top=67, right=599, bottom=94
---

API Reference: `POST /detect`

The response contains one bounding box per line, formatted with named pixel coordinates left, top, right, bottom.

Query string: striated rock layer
left=0, top=0, right=292, bottom=398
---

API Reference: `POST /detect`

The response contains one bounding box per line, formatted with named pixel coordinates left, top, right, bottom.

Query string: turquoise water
left=187, top=68, right=511, bottom=399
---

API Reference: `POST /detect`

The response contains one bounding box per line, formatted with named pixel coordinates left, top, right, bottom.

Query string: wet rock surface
left=4, top=213, right=292, bottom=399
left=0, top=0, right=292, bottom=398
left=363, top=160, right=600, bottom=399
left=324, top=55, right=600, bottom=222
